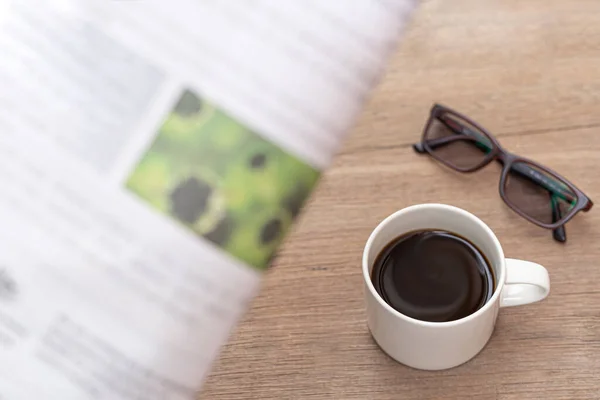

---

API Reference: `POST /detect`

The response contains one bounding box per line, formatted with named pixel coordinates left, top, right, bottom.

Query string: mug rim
left=362, top=203, right=506, bottom=328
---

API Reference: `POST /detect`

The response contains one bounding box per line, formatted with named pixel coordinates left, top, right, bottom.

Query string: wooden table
left=201, top=1, right=600, bottom=398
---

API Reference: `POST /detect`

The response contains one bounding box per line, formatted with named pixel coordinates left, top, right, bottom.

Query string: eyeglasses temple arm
left=550, top=194, right=567, bottom=243
left=414, top=134, right=477, bottom=153
left=413, top=142, right=427, bottom=154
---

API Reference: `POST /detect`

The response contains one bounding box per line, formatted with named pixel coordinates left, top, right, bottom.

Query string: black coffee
left=371, top=230, right=495, bottom=323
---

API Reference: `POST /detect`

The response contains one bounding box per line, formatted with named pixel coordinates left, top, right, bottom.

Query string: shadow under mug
left=362, top=204, right=550, bottom=370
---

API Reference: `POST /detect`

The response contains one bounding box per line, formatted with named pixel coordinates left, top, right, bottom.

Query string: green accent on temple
left=126, top=89, right=321, bottom=271
left=474, top=140, right=492, bottom=154
left=570, top=198, right=578, bottom=210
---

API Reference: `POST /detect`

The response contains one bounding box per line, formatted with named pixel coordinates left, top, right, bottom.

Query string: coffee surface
left=371, top=230, right=495, bottom=322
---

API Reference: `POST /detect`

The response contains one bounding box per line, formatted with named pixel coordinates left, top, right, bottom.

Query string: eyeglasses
left=413, top=104, right=593, bottom=243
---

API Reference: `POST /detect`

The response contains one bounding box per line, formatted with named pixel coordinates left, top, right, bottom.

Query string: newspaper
left=0, top=0, right=416, bottom=398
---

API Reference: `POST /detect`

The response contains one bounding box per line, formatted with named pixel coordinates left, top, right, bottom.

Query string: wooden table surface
left=201, top=1, right=600, bottom=398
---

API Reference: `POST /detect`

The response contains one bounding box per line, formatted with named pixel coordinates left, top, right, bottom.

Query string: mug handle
left=500, top=259, right=550, bottom=308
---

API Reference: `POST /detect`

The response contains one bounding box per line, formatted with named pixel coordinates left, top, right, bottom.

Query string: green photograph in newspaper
left=126, top=90, right=320, bottom=270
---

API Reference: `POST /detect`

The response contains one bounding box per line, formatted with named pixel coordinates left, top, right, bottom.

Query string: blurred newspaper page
left=0, top=0, right=416, bottom=398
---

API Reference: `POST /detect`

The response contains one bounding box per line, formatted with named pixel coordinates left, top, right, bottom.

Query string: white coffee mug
left=363, top=204, right=550, bottom=370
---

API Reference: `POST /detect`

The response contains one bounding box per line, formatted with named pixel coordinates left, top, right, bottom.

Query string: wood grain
left=201, top=1, right=600, bottom=399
